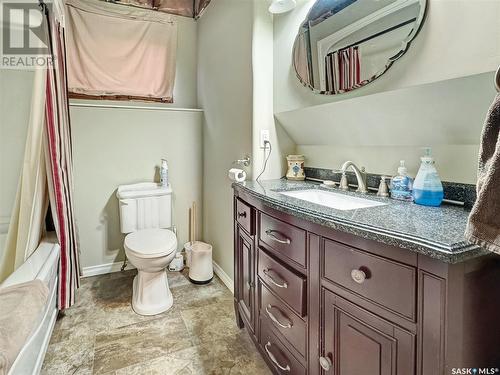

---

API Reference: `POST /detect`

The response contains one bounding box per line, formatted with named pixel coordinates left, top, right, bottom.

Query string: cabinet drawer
left=259, top=213, right=307, bottom=268
left=258, top=249, right=307, bottom=317
left=260, top=320, right=306, bottom=375
left=260, top=283, right=306, bottom=357
left=323, top=239, right=417, bottom=320
left=236, top=199, right=254, bottom=235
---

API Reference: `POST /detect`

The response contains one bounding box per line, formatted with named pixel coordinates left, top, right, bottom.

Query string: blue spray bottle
left=412, top=148, right=443, bottom=207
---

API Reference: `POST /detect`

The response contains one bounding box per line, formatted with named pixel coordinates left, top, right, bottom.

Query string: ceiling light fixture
left=268, top=0, right=296, bottom=14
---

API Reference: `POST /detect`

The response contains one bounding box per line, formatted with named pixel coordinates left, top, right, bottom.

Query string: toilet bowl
left=117, top=182, right=177, bottom=316
left=124, top=228, right=178, bottom=315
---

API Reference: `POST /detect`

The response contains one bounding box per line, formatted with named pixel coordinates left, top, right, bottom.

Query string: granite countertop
left=234, top=179, right=489, bottom=264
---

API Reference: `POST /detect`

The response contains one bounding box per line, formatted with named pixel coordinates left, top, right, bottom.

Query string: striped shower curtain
left=325, top=46, right=361, bottom=93
left=43, top=5, right=80, bottom=310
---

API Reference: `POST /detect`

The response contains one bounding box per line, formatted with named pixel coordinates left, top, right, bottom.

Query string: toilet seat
left=124, top=229, right=177, bottom=258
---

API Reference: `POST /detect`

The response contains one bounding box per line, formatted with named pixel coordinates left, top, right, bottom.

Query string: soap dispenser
left=412, top=148, right=444, bottom=207
left=390, top=160, right=413, bottom=201
left=160, top=159, right=169, bottom=187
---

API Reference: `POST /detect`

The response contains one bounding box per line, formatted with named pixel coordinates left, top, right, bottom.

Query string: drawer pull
left=351, top=269, right=367, bottom=284
left=264, top=342, right=291, bottom=372
left=238, top=211, right=247, bottom=218
left=265, top=229, right=291, bottom=244
left=266, top=304, right=293, bottom=329
left=319, top=356, right=333, bottom=371
left=263, top=269, right=288, bottom=289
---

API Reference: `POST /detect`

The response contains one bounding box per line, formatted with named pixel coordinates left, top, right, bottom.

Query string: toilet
left=116, top=182, right=177, bottom=315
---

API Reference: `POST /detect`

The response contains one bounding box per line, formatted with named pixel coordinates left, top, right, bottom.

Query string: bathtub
left=1, top=234, right=60, bottom=375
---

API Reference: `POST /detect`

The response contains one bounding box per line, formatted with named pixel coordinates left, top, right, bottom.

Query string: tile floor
left=41, top=269, right=271, bottom=375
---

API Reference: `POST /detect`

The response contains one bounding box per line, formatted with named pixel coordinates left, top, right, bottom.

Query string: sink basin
left=279, top=189, right=386, bottom=211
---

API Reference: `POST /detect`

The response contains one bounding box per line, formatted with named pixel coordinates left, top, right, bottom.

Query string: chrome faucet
left=339, top=161, right=368, bottom=194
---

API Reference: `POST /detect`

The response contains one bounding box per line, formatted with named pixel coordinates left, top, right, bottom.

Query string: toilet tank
left=116, top=182, right=172, bottom=234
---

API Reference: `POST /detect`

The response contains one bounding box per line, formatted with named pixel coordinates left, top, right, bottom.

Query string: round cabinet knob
left=351, top=269, right=367, bottom=284
left=319, top=356, right=332, bottom=371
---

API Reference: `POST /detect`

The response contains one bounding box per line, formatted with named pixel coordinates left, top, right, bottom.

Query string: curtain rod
left=69, top=101, right=204, bottom=112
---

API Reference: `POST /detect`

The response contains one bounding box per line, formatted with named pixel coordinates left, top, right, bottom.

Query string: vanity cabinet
left=234, top=199, right=256, bottom=333
left=233, top=187, right=500, bottom=375
left=322, top=290, right=415, bottom=375
left=235, top=224, right=255, bottom=332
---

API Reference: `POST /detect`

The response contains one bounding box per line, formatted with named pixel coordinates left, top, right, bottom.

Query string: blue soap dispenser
left=390, top=160, right=413, bottom=201
left=412, top=148, right=444, bottom=207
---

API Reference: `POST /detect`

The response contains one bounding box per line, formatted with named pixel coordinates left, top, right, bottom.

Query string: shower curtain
left=1, top=2, right=81, bottom=310
left=44, top=11, right=81, bottom=310
left=0, top=71, right=49, bottom=283
left=325, top=46, right=361, bottom=93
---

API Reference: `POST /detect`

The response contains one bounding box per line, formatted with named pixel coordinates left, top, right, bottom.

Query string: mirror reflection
left=293, top=0, right=427, bottom=95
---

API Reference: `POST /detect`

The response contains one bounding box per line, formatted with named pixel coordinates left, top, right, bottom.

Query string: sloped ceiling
left=275, top=72, right=496, bottom=147
left=104, top=0, right=211, bottom=18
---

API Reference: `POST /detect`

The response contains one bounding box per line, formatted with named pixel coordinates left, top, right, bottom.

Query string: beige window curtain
left=65, top=0, right=178, bottom=102
left=0, top=70, right=48, bottom=282
left=156, top=0, right=211, bottom=18
left=294, top=34, right=311, bottom=87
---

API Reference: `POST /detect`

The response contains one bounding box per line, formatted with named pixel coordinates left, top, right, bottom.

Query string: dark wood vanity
left=233, top=186, right=500, bottom=375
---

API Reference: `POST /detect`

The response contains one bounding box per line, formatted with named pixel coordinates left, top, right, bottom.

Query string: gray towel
left=465, top=94, right=500, bottom=254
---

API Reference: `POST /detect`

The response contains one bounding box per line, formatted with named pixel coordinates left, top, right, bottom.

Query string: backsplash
left=304, top=167, right=477, bottom=209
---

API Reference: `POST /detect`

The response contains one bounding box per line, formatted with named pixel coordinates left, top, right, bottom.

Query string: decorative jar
left=286, top=155, right=305, bottom=181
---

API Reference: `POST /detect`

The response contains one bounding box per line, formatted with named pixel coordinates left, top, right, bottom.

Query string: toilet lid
left=124, top=229, right=177, bottom=258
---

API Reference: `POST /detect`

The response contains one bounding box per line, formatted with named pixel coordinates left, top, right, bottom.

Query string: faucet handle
left=340, top=173, right=349, bottom=191
left=377, top=176, right=390, bottom=197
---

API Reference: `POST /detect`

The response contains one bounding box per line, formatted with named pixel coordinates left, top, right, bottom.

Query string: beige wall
left=72, top=14, right=201, bottom=269
left=197, top=0, right=254, bottom=281
left=275, top=72, right=496, bottom=184
left=252, top=0, right=295, bottom=180
left=297, top=145, right=481, bottom=185
left=273, top=0, right=500, bottom=113
left=71, top=103, right=203, bottom=269
left=171, top=16, right=199, bottom=108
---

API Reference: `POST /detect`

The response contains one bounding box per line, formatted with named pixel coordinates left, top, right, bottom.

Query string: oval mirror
left=293, top=0, right=427, bottom=95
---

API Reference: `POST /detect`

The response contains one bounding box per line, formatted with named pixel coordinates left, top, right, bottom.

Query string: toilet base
left=132, top=270, right=173, bottom=316
left=189, top=276, right=213, bottom=285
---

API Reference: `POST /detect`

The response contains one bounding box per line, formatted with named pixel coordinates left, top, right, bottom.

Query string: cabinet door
left=236, top=224, right=255, bottom=332
left=321, top=290, right=415, bottom=375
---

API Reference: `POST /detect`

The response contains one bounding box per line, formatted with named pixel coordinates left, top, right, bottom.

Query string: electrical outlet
left=260, top=129, right=270, bottom=149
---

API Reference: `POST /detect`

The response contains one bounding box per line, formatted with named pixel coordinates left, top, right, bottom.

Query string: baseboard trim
left=212, top=261, right=234, bottom=294
left=82, top=261, right=135, bottom=278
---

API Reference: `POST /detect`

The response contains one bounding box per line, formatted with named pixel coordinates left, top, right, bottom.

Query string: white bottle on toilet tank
left=160, top=159, right=169, bottom=187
